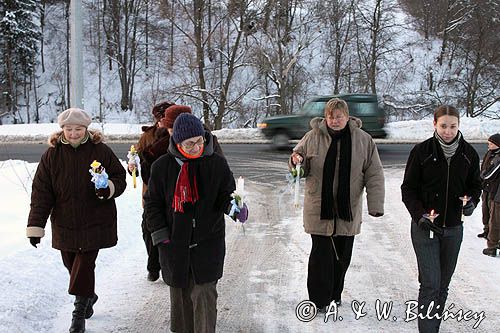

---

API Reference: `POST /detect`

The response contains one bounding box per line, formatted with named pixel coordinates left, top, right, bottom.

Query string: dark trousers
left=61, top=250, right=99, bottom=297
left=482, top=192, right=500, bottom=248
left=307, top=234, right=354, bottom=308
left=169, top=273, right=218, bottom=333
left=142, top=212, right=160, bottom=273
left=411, top=222, right=463, bottom=333
left=481, top=192, right=491, bottom=233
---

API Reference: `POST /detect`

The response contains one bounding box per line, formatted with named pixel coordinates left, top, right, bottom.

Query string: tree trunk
left=40, top=2, right=46, bottom=73
left=66, top=1, right=71, bottom=109
left=369, top=0, right=382, bottom=94
left=193, top=0, right=210, bottom=127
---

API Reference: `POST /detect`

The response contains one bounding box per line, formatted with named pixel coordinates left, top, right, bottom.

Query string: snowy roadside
left=0, top=117, right=498, bottom=144
left=0, top=160, right=498, bottom=332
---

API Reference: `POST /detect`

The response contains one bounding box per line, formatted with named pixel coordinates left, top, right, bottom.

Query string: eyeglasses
left=181, top=137, right=205, bottom=150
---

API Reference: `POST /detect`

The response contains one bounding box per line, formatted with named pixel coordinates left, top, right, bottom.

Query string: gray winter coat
left=289, top=117, right=385, bottom=236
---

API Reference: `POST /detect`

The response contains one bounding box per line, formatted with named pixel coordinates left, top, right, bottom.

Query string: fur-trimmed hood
left=48, top=129, right=104, bottom=147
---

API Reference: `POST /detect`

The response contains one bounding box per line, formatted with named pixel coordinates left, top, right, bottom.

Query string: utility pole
left=70, top=0, right=84, bottom=108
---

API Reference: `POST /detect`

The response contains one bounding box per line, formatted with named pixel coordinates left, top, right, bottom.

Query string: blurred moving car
left=257, top=93, right=387, bottom=148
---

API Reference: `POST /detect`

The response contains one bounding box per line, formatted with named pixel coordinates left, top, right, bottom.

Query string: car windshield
left=302, top=101, right=327, bottom=117
left=349, top=102, right=378, bottom=115
left=302, top=100, right=378, bottom=117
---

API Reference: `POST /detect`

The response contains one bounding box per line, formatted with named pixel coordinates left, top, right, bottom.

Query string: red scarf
left=172, top=163, right=199, bottom=213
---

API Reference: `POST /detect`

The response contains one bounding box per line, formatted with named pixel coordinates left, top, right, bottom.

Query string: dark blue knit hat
left=172, top=113, right=205, bottom=144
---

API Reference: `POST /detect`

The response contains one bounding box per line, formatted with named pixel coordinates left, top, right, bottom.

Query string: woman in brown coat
left=127, top=100, right=176, bottom=282
left=26, top=108, right=126, bottom=333
left=128, top=102, right=224, bottom=282
left=289, top=98, right=385, bottom=312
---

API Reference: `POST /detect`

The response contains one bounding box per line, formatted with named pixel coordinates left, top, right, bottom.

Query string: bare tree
left=353, top=0, right=399, bottom=94
left=159, top=0, right=256, bottom=129
left=316, top=0, right=357, bottom=94
left=250, top=0, right=321, bottom=115
left=102, top=0, right=146, bottom=111
left=453, top=1, right=499, bottom=117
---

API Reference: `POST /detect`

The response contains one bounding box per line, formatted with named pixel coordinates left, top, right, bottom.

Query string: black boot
left=69, top=296, right=90, bottom=333
left=85, top=294, right=98, bottom=319
left=477, top=231, right=488, bottom=238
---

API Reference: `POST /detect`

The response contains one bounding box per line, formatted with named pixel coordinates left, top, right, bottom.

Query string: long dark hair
left=434, top=105, right=460, bottom=122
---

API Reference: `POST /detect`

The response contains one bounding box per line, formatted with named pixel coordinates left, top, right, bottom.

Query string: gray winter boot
left=85, top=294, right=98, bottom=319
left=69, top=296, right=90, bottom=333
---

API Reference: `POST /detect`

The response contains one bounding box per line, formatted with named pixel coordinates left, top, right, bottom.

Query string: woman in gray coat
left=289, top=98, right=385, bottom=312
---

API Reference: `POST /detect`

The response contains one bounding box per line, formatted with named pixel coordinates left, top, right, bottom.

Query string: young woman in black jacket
left=401, top=105, right=482, bottom=333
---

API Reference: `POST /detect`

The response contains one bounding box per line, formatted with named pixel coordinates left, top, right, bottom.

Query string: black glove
left=29, top=237, right=40, bottom=248
left=417, top=217, right=443, bottom=235
left=462, top=200, right=475, bottom=216
left=369, top=212, right=383, bottom=217
left=95, top=187, right=111, bottom=200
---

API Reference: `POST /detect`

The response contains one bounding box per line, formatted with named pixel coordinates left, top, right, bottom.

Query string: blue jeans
left=411, top=222, right=463, bottom=333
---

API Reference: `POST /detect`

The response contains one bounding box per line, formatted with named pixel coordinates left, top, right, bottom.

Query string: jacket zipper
left=443, top=161, right=450, bottom=227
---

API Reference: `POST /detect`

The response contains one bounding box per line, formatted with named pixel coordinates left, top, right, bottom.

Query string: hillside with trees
left=0, top=0, right=498, bottom=127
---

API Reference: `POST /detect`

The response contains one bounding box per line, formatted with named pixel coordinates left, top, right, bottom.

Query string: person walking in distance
left=479, top=133, right=500, bottom=256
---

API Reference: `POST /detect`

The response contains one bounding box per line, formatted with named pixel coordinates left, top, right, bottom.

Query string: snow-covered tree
left=0, top=0, right=41, bottom=123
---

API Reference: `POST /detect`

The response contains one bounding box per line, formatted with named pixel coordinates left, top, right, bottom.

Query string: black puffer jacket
left=401, top=135, right=482, bottom=227
left=144, top=132, right=235, bottom=288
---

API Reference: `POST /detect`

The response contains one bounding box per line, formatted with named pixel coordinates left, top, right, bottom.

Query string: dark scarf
left=172, top=162, right=199, bottom=213
left=320, top=125, right=353, bottom=221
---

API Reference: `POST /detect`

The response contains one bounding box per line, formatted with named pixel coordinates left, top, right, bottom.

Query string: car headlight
left=257, top=123, right=267, bottom=129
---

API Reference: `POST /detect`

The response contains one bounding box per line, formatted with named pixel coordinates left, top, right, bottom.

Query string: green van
left=257, top=93, right=386, bottom=148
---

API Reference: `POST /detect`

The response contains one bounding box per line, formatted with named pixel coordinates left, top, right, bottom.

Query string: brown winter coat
left=26, top=130, right=127, bottom=251
left=481, top=149, right=500, bottom=202
left=289, top=117, right=385, bottom=236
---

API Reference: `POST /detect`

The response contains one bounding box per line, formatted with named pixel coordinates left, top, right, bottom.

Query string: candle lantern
left=423, top=209, right=439, bottom=239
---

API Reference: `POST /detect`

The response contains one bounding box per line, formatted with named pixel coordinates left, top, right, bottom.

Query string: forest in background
left=0, top=0, right=498, bottom=128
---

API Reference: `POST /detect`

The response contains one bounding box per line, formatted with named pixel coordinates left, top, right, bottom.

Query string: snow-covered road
left=0, top=160, right=498, bottom=332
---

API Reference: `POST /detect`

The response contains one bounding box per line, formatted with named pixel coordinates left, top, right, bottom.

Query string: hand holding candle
left=422, top=209, right=440, bottom=239
left=459, top=195, right=474, bottom=220
left=293, top=163, right=302, bottom=208
left=127, top=145, right=140, bottom=188
left=231, top=176, right=248, bottom=232
left=89, top=160, right=109, bottom=189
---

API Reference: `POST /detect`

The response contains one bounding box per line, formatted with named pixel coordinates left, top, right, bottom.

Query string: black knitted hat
left=488, top=133, right=500, bottom=147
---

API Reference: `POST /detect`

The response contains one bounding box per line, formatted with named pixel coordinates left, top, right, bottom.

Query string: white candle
left=237, top=176, right=245, bottom=193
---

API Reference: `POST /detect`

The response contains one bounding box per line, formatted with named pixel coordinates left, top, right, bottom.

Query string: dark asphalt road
left=0, top=142, right=488, bottom=187
left=0, top=142, right=487, bottom=165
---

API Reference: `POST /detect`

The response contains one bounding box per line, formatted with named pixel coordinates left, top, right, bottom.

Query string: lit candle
left=459, top=195, right=470, bottom=222
left=423, top=209, right=439, bottom=239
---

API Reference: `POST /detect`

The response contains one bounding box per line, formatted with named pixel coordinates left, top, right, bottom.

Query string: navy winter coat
left=144, top=132, right=235, bottom=288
